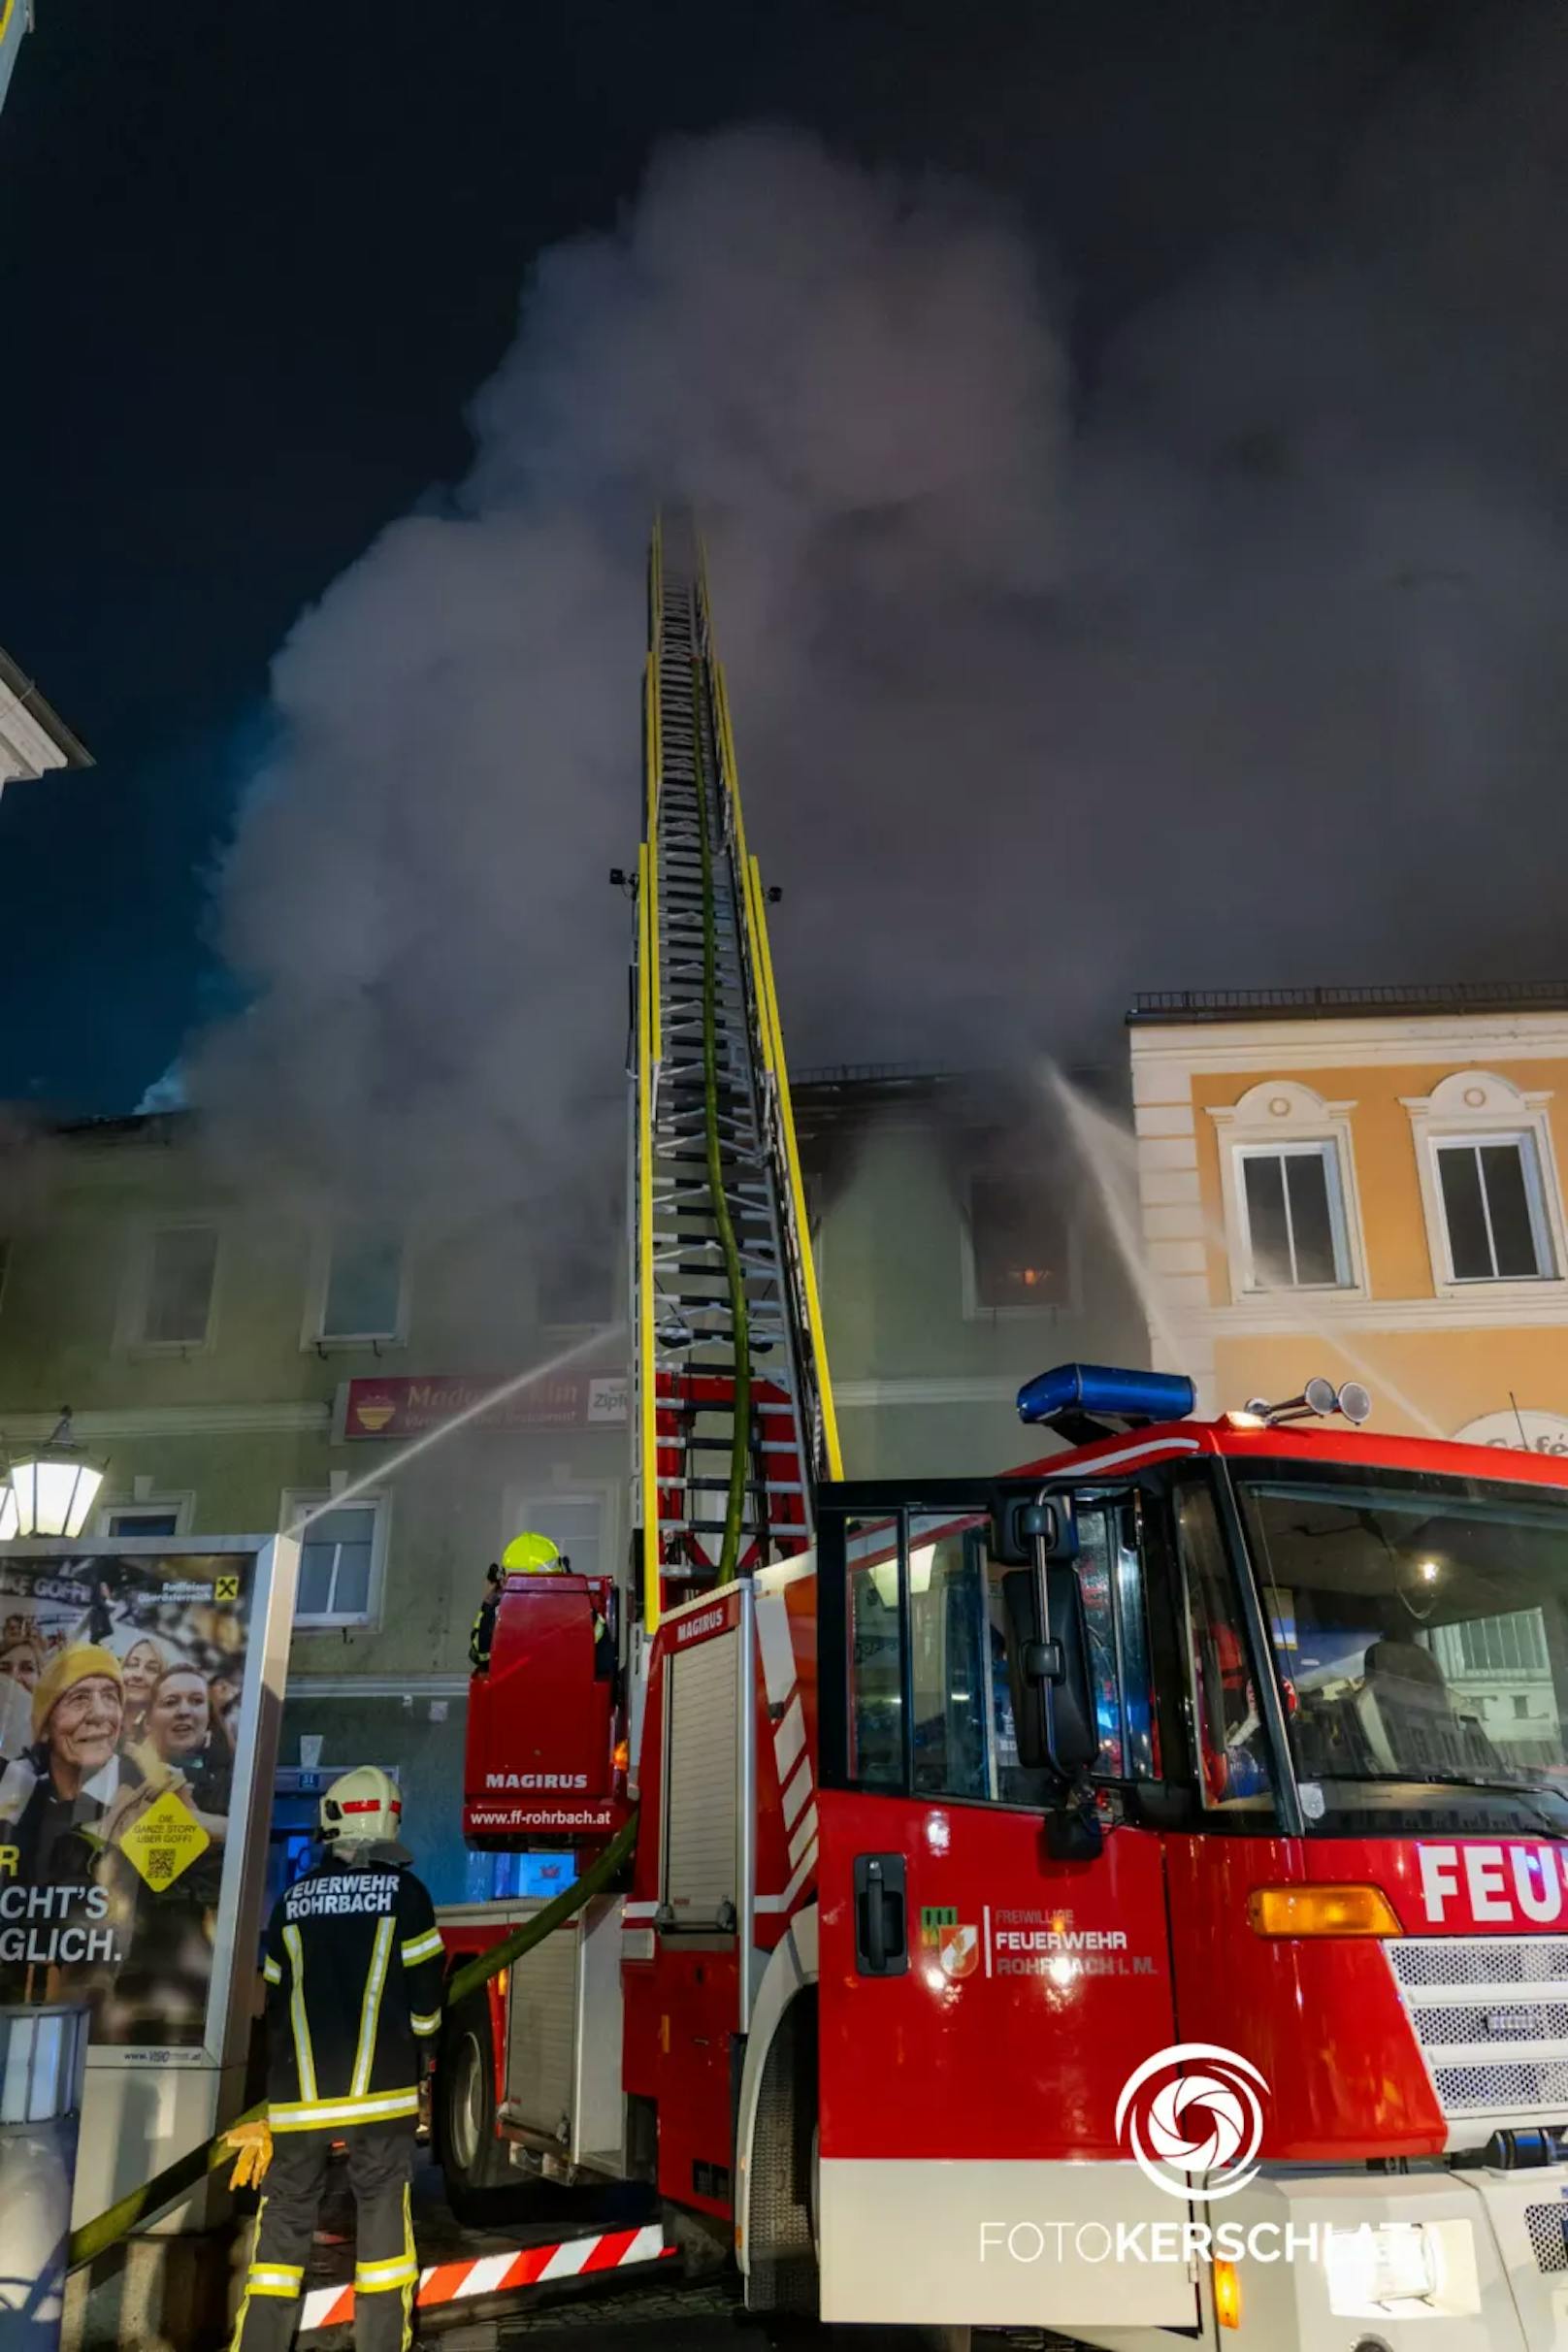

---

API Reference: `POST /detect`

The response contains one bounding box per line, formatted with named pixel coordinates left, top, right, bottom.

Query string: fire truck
left=433, top=521, right=1568, bottom=2349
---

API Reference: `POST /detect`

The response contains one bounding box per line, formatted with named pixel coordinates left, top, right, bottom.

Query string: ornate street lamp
left=0, top=1411, right=105, bottom=1539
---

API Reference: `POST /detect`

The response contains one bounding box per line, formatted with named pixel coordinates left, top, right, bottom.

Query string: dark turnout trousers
left=231, top=2122, right=417, bottom=2351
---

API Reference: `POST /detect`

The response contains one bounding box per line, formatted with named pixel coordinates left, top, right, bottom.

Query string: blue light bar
left=1016, top=1361, right=1197, bottom=1429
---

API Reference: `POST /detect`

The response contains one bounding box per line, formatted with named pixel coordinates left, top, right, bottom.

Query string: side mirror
left=994, top=1491, right=1080, bottom=1565
left=1002, top=1567, right=1098, bottom=1781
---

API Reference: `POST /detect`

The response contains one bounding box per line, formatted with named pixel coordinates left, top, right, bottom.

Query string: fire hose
left=67, top=1809, right=639, bottom=2270
left=690, top=650, right=750, bottom=1585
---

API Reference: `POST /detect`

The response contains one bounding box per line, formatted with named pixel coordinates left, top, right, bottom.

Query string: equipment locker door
left=814, top=1486, right=1197, bottom=2333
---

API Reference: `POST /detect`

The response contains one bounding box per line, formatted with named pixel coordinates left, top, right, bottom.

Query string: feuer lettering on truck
left=978, top=1906, right=1160, bottom=1980
left=484, top=1773, right=590, bottom=1789
left=1418, top=1842, right=1568, bottom=1926
left=995, top=1928, right=1129, bottom=1953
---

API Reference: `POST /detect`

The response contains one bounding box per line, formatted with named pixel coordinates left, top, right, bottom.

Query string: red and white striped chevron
left=298, top=2222, right=670, bottom=2336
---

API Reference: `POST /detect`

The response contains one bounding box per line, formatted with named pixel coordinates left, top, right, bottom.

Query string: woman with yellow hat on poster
left=0, top=1642, right=133, bottom=1882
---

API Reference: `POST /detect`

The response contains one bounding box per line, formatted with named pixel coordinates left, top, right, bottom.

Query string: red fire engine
left=432, top=526, right=1568, bottom=2348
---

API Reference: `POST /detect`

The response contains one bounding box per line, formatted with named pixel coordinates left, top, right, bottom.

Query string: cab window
left=1076, top=1496, right=1159, bottom=1781
left=1175, top=1479, right=1277, bottom=1818
left=841, top=1494, right=1159, bottom=1807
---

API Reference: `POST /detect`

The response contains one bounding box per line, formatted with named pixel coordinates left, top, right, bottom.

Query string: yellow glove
left=225, top=2118, right=274, bottom=2191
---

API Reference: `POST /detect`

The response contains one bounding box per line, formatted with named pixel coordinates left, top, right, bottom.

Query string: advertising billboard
left=0, top=1550, right=257, bottom=2051
left=0, top=1537, right=296, bottom=2228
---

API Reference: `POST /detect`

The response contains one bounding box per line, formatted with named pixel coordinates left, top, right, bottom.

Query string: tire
left=749, top=1998, right=970, bottom=2349
left=435, top=1991, right=525, bottom=2225
left=746, top=1996, right=818, bottom=2314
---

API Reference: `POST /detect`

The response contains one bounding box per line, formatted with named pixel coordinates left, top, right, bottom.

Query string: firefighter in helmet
left=468, top=1531, right=565, bottom=1672
left=227, top=1766, right=443, bottom=2351
left=468, top=1535, right=612, bottom=1680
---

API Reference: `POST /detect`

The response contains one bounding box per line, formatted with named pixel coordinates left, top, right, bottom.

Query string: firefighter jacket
left=259, top=1850, right=444, bottom=2134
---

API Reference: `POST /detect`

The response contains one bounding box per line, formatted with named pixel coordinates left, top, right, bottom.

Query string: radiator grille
left=1526, top=2205, right=1568, bottom=2274
left=1389, top=1940, right=1568, bottom=1992
left=1415, top=2001, right=1568, bottom=2047
left=1389, top=1939, right=1568, bottom=2122
left=1433, top=2060, right=1568, bottom=2114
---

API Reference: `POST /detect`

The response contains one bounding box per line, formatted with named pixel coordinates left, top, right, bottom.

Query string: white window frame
left=97, top=1489, right=195, bottom=1539
left=282, top=1487, right=390, bottom=1629
left=1403, top=1070, right=1568, bottom=1304
left=1210, top=1081, right=1368, bottom=1306
left=1429, top=1132, right=1556, bottom=1285
left=1231, top=1140, right=1354, bottom=1292
left=116, top=1216, right=223, bottom=1356
left=301, top=1227, right=409, bottom=1353
left=960, top=1168, right=1078, bottom=1321
left=500, top=1484, right=618, bottom=1583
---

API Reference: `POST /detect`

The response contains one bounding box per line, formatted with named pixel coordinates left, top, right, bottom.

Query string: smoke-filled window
left=537, top=1228, right=617, bottom=1328
left=316, top=1226, right=406, bottom=1342
left=132, top=1223, right=219, bottom=1348
left=964, top=1171, right=1071, bottom=1314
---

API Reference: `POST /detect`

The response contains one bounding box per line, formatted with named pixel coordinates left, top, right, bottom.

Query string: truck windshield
left=1231, top=1458, right=1568, bottom=1838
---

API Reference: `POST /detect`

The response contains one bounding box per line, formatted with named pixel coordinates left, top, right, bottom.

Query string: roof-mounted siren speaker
left=1017, top=1362, right=1197, bottom=1446
left=1244, top=1377, right=1373, bottom=1427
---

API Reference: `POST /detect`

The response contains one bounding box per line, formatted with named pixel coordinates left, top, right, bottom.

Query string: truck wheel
left=747, top=1996, right=817, bottom=2313
left=436, top=1992, right=521, bottom=2225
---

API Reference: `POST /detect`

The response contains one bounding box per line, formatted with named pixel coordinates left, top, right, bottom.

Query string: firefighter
left=230, top=1766, right=443, bottom=2352
left=467, top=1563, right=503, bottom=1673
left=468, top=1532, right=565, bottom=1672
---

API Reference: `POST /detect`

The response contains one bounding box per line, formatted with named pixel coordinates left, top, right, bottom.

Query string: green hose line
left=69, top=1809, right=640, bottom=2271
left=69, top=2098, right=267, bottom=2270
left=691, top=653, right=750, bottom=1584
left=444, top=1808, right=639, bottom=2008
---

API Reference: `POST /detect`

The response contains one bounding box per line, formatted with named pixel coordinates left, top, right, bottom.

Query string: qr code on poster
left=145, top=1848, right=177, bottom=1883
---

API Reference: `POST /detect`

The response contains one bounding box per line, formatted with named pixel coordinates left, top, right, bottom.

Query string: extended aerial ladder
left=631, top=512, right=840, bottom=1632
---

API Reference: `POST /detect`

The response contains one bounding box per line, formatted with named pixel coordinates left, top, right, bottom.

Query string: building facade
left=0, top=642, right=91, bottom=794
left=1128, top=986, right=1568, bottom=1453
left=0, top=1072, right=1144, bottom=1898
left=0, top=0, right=29, bottom=120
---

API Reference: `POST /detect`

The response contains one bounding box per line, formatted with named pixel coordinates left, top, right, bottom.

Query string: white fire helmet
left=320, top=1764, right=403, bottom=1846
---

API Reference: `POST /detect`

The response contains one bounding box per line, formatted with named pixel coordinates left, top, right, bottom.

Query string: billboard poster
left=0, top=1550, right=257, bottom=2051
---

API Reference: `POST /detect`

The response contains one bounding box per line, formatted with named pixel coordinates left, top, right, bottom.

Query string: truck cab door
left=812, top=1482, right=1198, bottom=2335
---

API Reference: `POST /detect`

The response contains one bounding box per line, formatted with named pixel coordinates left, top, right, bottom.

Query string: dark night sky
left=0, top=0, right=1494, bottom=1112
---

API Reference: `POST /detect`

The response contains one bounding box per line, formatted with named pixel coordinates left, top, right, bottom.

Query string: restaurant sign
left=342, top=1373, right=627, bottom=1440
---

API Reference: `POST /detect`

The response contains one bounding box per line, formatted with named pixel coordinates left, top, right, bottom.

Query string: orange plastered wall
left=1190, top=1059, right=1568, bottom=1306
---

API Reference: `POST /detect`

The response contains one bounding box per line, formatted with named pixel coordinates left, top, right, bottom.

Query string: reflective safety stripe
left=247, top=2266, right=304, bottom=2297
left=226, top=2182, right=270, bottom=2352
left=351, top=1915, right=394, bottom=2097
left=355, top=2254, right=418, bottom=2291
left=281, top=1924, right=317, bottom=2104
left=410, top=2008, right=440, bottom=2038
left=268, top=2086, right=419, bottom=2133
left=262, top=1954, right=281, bottom=1986
left=399, top=2180, right=416, bottom=2351
left=402, top=1927, right=442, bottom=1966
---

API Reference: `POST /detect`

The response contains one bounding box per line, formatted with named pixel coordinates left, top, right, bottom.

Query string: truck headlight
left=1325, top=2221, right=1439, bottom=2316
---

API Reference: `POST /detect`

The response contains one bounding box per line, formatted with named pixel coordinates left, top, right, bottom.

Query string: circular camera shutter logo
left=1115, top=2042, right=1268, bottom=2201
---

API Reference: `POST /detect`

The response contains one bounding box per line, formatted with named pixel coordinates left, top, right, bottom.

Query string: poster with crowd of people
left=0, top=1549, right=257, bottom=2051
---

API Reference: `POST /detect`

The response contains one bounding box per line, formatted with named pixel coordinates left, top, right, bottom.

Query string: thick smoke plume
left=193, top=25, right=1568, bottom=1218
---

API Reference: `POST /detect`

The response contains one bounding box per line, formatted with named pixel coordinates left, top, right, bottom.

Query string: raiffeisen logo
left=1115, top=2042, right=1268, bottom=2202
